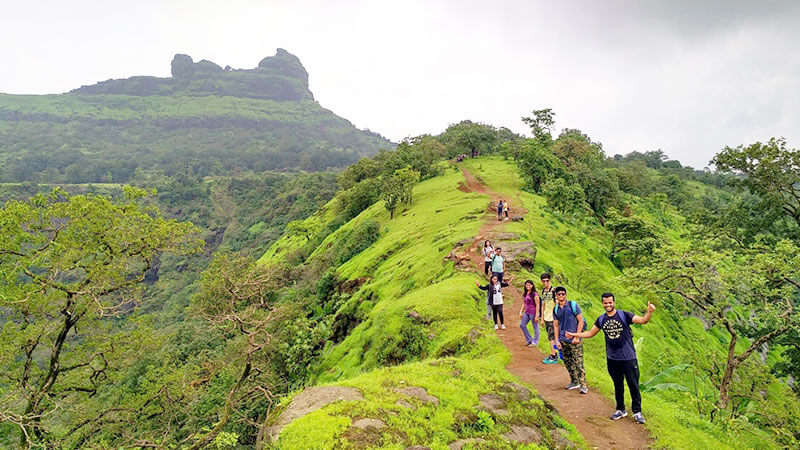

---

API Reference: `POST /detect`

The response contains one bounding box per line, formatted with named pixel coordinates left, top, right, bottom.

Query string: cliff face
left=70, top=49, right=314, bottom=101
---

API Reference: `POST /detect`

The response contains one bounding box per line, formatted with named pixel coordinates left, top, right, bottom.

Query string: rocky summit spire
left=73, top=49, right=313, bottom=101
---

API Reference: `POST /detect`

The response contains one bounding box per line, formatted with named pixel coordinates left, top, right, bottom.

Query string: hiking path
left=460, top=167, right=653, bottom=450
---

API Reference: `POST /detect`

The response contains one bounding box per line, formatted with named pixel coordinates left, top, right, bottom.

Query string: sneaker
left=501, top=324, right=507, bottom=330
left=543, top=355, right=559, bottom=364
left=526, top=342, right=535, bottom=347
left=579, top=386, right=588, bottom=394
left=633, top=412, right=645, bottom=424
left=565, top=382, right=580, bottom=390
left=610, top=410, right=628, bottom=420
left=494, top=324, right=499, bottom=330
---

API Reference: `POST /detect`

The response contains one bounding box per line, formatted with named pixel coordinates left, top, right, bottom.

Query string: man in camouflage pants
left=552, top=286, right=587, bottom=394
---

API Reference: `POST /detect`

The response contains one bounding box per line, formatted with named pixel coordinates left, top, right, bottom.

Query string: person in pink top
left=518, top=280, right=541, bottom=346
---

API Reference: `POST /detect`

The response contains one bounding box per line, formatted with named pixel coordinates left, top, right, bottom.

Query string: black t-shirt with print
left=594, top=310, right=636, bottom=361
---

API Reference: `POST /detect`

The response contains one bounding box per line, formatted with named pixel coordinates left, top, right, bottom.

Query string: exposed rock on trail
left=266, top=386, right=363, bottom=438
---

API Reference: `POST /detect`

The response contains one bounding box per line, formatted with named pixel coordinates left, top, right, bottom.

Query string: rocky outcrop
left=72, top=49, right=314, bottom=101
left=266, top=386, right=363, bottom=439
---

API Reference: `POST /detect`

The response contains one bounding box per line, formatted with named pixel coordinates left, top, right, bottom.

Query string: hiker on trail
left=566, top=293, right=656, bottom=424
left=497, top=200, right=504, bottom=221
left=482, top=240, right=495, bottom=276
left=477, top=275, right=512, bottom=330
left=491, top=247, right=505, bottom=283
left=503, top=200, right=510, bottom=220
left=482, top=240, right=495, bottom=320
left=519, top=280, right=541, bottom=347
left=552, top=286, right=587, bottom=394
left=540, top=273, right=559, bottom=364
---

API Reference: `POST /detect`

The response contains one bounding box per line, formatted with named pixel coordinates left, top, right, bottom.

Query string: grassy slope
left=261, top=157, right=788, bottom=449
left=263, top=167, right=585, bottom=449
left=460, top=157, right=785, bottom=449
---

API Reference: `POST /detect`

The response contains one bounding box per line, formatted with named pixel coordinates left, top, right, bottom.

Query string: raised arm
left=632, top=302, right=656, bottom=324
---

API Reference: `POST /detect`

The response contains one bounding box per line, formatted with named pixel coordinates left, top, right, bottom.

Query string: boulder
left=448, top=438, right=486, bottom=450
left=479, top=393, right=508, bottom=415
left=444, top=249, right=473, bottom=270
left=504, top=425, right=543, bottom=443
left=266, top=386, right=363, bottom=438
left=394, top=387, right=440, bottom=405
left=352, top=418, right=386, bottom=429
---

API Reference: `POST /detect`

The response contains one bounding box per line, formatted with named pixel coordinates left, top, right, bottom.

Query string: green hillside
left=260, top=155, right=798, bottom=449
left=0, top=49, right=392, bottom=182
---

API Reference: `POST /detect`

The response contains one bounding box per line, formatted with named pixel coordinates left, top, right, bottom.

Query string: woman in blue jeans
left=519, top=280, right=541, bottom=346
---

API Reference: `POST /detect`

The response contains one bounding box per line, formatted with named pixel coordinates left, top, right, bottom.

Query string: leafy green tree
left=712, top=138, right=800, bottom=226
left=521, top=108, right=555, bottom=145
left=606, top=209, right=660, bottom=266
left=394, top=168, right=420, bottom=205
left=381, top=174, right=403, bottom=219
left=541, top=177, right=586, bottom=214
left=628, top=239, right=800, bottom=415
left=286, top=220, right=314, bottom=241
left=516, top=139, right=568, bottom=192
left=0, top=188, right=202, bottom=446
left=188, top=253, right=284, bottom=449
left=439, top=121, right=501, bottom=157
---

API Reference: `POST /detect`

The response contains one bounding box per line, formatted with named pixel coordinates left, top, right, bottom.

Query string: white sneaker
left=501, top=324, right=507, bottom=330
left=494, top=324, right=499, bottom=330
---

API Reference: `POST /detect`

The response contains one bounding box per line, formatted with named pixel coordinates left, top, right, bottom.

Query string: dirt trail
left=461, top=168, right=652, bottom=449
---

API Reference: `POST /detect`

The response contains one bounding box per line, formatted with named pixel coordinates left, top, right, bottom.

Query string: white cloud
left=1, top=0, right=799, bottom=168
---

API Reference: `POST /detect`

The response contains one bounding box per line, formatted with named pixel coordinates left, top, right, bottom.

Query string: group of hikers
left=496, top=199, right=510, bottom=220
left=477, top=239, right=656, bottom=425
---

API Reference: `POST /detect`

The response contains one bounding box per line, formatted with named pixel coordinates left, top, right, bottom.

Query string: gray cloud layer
left=2, top=0, right=799, bottom=168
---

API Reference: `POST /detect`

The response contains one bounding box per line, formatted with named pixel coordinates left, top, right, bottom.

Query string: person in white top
left=481, top=240, right=495, bottom=320
left=477, top=275, right=513, bottom=330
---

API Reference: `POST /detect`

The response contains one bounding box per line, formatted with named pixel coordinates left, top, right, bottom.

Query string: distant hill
left=0, top=49, right=393, bottom=183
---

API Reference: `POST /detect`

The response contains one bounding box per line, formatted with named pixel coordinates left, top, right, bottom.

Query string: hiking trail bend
left=460, top=167, right=653, bottom=450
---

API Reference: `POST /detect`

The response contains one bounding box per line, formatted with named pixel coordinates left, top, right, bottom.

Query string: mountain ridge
left=0, top=49, right=393, bottom=182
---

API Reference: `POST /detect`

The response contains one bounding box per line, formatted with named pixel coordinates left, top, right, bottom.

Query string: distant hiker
left=552, top=286, right=587, bottom=394
left=482, top=240, right=495, bottom=276
left=477, top=275, right=510, bottom=330
left=482, top=240, right=496, bottom=320
left=503, top=201, right=510, bottom=220
left=491, top=247, right=505, bottom=283
left=519, top=280, right=541, bottom=346
left=497, top=200, right=504, bottom=221
left=540, top=273, right=559, bottom=364
left=566, top=293, right=656, bottom=424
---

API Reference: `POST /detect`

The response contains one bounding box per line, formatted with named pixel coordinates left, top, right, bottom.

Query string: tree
left=627, top=238, right=800, bottom=415
left=439, top=121, right=500, bottom=157
left=521, top=108, right=555, bottom=145
left=0, top=188, right=202, bottom=446
left=286, top=220, right=313, bottom=241
left=381, top=174, right=403, bottom=219
left=712, top=138, right=800, bottom=227
left=394, top=168, right=420, bottom=205
left=606, top=209, right=660, bottom=266
left=541, top=177, right=586, bottom=215
left=188, top=253, right=284, bottom=450
left=515, top=139, right=569, bottom=192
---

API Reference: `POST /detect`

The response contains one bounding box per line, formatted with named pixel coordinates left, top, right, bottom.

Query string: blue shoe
left=634, top=412, right=646, bottom=424
left=543, top=355, right=559, bottom=364
left=610, top=410, right=627, bottom=420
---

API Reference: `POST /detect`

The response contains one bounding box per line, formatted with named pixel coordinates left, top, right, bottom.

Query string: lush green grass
left=264, top=167, right=586, bottom=448
left=262, top=156, right=793, bottom=448
left=460, top=156, right=788, bottom=449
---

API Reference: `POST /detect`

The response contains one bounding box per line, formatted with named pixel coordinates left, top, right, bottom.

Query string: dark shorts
left=545, top=321, right=555, bottom=341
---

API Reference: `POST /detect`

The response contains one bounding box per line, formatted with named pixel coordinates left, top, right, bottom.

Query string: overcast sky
left=2, top=0, right=799, bottom=169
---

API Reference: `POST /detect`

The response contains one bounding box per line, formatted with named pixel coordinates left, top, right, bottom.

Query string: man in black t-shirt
left=566, top=292, right=655, bottom=424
